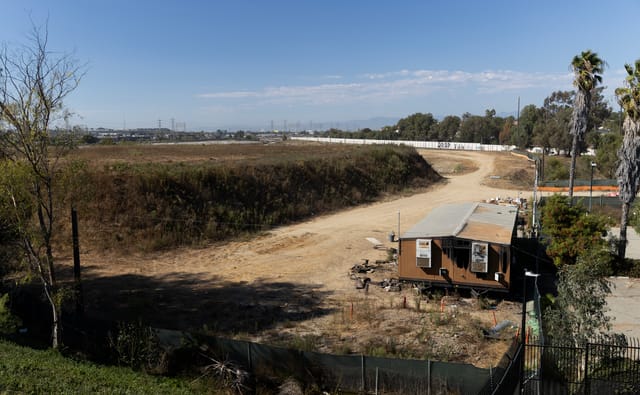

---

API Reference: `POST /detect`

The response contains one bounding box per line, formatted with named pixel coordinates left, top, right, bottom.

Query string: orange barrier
left=538, top=185, right=618, bottom=192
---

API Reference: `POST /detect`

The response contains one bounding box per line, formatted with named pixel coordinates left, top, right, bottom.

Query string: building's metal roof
left=401, top=202, right=518, bottom=245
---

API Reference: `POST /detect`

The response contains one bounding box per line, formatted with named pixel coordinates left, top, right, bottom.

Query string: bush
left=545, top=157, right=569, bottom=181
left=108, top=321, right=168, bottom=374
left=0, top=294, right=21, bottom=335
left=540, top=194, right=610, bottom=267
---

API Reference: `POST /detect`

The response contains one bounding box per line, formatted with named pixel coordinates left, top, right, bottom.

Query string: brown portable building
left=398, top=202, right=519, bottom=292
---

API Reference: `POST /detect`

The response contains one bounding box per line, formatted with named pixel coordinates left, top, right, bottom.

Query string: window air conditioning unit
left=416, top=239, right=431, bottom=268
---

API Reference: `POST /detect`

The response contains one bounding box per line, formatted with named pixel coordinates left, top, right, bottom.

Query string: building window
left=470, top=242, right=489, bottom=273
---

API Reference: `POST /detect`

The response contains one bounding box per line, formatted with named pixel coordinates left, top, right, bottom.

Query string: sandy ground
left=75, top=150, right=531, bottom=366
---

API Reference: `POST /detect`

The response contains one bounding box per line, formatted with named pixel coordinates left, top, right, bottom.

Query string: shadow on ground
left=78, top=266, right=333, bottom=335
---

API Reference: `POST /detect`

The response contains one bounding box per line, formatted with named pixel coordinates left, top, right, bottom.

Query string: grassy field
left=0, top=339, right=198, bottom=394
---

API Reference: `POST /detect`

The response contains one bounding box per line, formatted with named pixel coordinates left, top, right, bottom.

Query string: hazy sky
left=2, top=1, right=640, bottom=131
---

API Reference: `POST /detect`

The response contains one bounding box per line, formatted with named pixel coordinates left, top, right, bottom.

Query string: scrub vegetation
left=60, top=143, right=441, bottom=252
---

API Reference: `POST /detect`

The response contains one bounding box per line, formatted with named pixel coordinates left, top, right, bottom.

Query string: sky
left=2, top=0, right=640, bottom=131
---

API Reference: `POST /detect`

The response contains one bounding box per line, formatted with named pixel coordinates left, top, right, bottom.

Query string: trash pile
left=348, top=259, right=400, bottom=291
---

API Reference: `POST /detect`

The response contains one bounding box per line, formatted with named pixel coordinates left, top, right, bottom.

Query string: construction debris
left=380, top=278, right=401, bottom=292
left=365, top=237, right=386, bottom=249
left=349, top=259, right=397, bottom=291
left=355, top=277, right=371, bottom=289
left=483, top=320, right=516, bottom=339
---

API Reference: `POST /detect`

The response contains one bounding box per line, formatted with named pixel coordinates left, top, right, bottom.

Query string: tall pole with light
left=589, top=162, right=596, bottom=212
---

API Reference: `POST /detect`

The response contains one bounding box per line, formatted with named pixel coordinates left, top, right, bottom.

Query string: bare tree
left=616, top=60, right=640, bottom=260
left=0, top=22, right=85, bottom=348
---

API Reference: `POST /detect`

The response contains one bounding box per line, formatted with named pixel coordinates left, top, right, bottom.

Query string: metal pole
left=361, top=354, right=366, bottom=393
left=375, top=367, right=379, bottom=395
left=589, top=162, right=595, bottom=212
left=532, top=159, right=539, bottom=238
left=427, top=359, right=431, bottom=395
left=584, top=342, right=590, bottom=395
left=520, top=269, right=527, bottom=394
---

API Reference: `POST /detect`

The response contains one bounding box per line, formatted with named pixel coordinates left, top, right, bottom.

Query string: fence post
left=375, top=367, right=379, bottom=395
left=247, top=342, right=252, bottom=372
left=584, top=342, right=590, bottom=395
left=427, top=359, right=431, bottom=395
left=361, top=354, right=366, bottom=393
left=489, top=365, right=494, bottom=392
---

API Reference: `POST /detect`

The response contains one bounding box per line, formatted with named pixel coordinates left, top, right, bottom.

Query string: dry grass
left=72, top=141, right=371, bottom=167
left=418, top=149, right=479, bottom=175
left=253, top=260, right=522, bottom=366
left=261, top=291, right=520, bottom=365
left=484, top=152, right=535, bottom=189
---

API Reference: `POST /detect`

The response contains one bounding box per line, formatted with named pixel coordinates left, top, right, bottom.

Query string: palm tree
left=568, top=50, right=605, bottom=203
left=616, top=60, right=640, bottom=259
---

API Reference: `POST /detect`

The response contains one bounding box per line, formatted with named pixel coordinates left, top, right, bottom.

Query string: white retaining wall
left=291, top=137, right=515, bottom=152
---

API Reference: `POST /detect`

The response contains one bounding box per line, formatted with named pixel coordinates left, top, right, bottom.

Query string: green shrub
left=0, top=294, right=21, bottom=335
left=545, top=157, right=569, bottom=181
left=108, top=321, right=168, bottom=374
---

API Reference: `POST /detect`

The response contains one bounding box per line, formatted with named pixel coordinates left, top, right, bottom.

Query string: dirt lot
left=71, top=148, right=532, bottom=367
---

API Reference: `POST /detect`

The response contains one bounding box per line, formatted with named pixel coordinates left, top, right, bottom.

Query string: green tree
left=498, top=116, right=514, bottom=145
left=457, top=112, right=483, bottom=142
left=396, top=112, right=437, bottom=140
left=435, top=115, right=460, bottom=141
left=539, top=195, right=609, bottom=267
left=545, top=246, right=613, bottom=349
left=594, top=132, right=622, bottom=178
left=568, top=50, right=606, bottom=202
left=588, top=86, right=613, bottom=134
left=479, top=109, right=501, bottom=144
left=535, top=92, right=573, bottom=153
left=513, top=104, right=540, bottom=149
left=615, top=59, right=640, bottom=260
left=0, top=23, right=85, bottom=348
